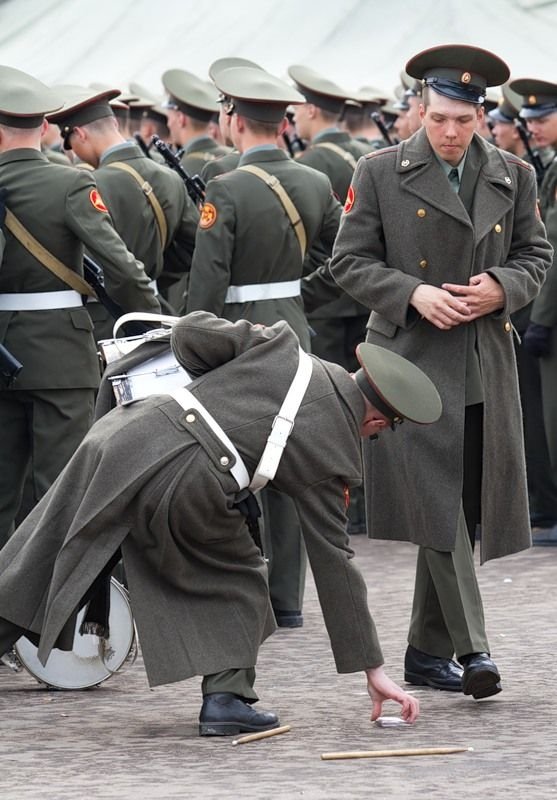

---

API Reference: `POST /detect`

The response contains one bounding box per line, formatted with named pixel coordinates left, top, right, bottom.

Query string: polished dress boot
left=404, top=644, right=463, bottom=691
left=199, top=692, right=280, bottom=736
left=273, top=609, right=303, bottom=628
left=460, top=652, right=502, bottom=699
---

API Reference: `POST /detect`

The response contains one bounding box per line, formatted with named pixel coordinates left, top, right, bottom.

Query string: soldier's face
left=420, top=91, right=480, bottom=165
left=393, top=110, right=411, bottom=141
left=526, top=112, right=557, bottom=149
left=491, top=121, right=518, bottom=152
left=293, top=103, right=311, bottom=140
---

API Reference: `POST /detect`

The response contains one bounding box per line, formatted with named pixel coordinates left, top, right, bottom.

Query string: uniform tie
left=447, top=167, right=460, bottom=192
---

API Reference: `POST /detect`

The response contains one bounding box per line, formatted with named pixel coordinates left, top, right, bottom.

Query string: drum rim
left=14, top=578, right=137, bottom=690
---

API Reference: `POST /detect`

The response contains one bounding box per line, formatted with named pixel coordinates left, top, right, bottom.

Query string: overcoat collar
left=238, top=148, right=290, bottom=167
left=396, top=128, right=516, bottom=241
left=0, top=148, right=49, bottom=166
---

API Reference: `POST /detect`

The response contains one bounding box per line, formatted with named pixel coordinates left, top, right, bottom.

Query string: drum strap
left=170, top=347, right=313, bottom=493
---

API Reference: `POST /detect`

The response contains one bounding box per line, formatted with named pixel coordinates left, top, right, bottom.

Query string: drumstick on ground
left=232, top=725, right=291, bottom=746
left=321, top=746, right=473, bottom=760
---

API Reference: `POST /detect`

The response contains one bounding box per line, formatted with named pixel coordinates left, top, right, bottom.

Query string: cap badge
left=199, top=202, right=218, bottom=229
left=528, top=95, right=537, bottom=105
left=89, top=189, right=108, bottom=213
left=344, top=185, right=355, bottom=213
left=461, top=72, right=472, bottom=84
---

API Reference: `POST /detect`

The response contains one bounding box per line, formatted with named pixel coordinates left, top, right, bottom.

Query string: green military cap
left=127, top=96, right=156, bottom=122
left=213, top=66, right=305, bottom=123
left=129, top=81, right=161, bottom=103
left=209, top=57, right=264, bottom=83
left=488, top=83, right=522, bottom=124
left=161, top=69, right=219, bottom=122
left=0, top=65, right=63, bottom=128
left=46, top=85, right=120, bottom=148
left=287, top=65, right=353, bottom=114
left=355, top=85, right=389, bottom=107
left=406, top=44, right=509, bottom=105
left=508, top=78, right=557, bottom=119
left=355, top=343, right=442, bottom=427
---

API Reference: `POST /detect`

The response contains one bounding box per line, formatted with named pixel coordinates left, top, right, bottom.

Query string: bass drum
left=14, top=578, right=137, bottom=690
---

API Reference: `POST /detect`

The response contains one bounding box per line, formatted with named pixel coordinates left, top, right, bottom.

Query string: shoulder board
left=364, top=145, right=398, bottom=160
left=503, top=153, right=533, bottom=171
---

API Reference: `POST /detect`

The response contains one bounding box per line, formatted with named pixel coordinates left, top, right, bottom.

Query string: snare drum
left=14, top=578, right=137, bottom=690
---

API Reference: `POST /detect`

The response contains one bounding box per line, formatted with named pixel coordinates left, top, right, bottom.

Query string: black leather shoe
left=199, top=693, right=279, bottom=736
left=273, top=609, right=303, bottom=628
left=404, top=645, right=463, bottom=691
left=460, top=653, right=501, bottom=699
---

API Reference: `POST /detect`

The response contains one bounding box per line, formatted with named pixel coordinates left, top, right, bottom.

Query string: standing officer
left=47, top=86, right=199, bottom=328
left=341, top=87, right=390, bottom=150
left=161, top=69, right=230, bottom=174
left=0, top=66, right=160, bottom=548
left=489, top=83, right=557, bottom=538
left=330, top=45, right=552, bottom=699
left=185, top=66, right=342, bottom=628
left=511, top=78, right=557, bottom=546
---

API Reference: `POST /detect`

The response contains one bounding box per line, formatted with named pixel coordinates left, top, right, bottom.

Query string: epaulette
left=503, top=153, right=533, bottom=172
left=365, top=144, right=398, bottom=159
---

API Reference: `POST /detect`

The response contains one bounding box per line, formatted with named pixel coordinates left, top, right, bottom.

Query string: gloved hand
left=0, top=187, right=7, bottom=228
left=522, top=322, right=552, bottom=358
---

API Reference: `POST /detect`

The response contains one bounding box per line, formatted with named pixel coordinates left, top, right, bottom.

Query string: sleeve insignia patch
left=199, top=202, right=218, bottom=229
left=344, top=185, right=355, bottom=213
left=89, top=189, right=108, bottom=212
left=343, top=485, right=350, bottom=509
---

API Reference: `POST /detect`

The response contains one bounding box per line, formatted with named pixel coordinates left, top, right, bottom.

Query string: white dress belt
left=224, top=279, right=301, bottom=304
left=0, top=290, right=83, bottom=311
left=169, top=348, right=313, bottom=493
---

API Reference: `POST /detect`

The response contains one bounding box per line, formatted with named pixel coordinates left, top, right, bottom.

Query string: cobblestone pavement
left=1, top=538, right=556, bottom=800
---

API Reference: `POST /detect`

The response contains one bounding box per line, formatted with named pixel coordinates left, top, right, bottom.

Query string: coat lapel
left=468, top=134, right=515, bottom=244
left=396, top=129, right=473, bottom=229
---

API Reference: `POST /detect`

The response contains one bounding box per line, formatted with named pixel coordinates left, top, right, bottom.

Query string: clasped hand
left=410, top=273, right=505, bottom=331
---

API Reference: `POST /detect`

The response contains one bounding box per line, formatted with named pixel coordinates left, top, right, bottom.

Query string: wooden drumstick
left=232, top=725, right=291, bottom=746
left=321, top=746, right=473, bottom=760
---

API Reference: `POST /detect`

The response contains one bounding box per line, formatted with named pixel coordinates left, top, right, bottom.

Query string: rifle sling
left=238, top=165, right=307, bottom=260
left=314, top=142, right=358, bottom=170
left=4, top=209, right=95, bottom=297
left=107, top=162, right=168, bottom=250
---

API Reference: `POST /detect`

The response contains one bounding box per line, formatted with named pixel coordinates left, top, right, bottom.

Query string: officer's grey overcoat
left=0, top=313, right=383, bottom=686
left=330, top=129, right=553, bottom=564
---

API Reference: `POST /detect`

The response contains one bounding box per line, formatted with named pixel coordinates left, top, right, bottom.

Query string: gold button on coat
left=185, top=413, right=196, bottom=423
left=494, top=224, right=502, bottom=233
left=417, top=208, right=426, bottom=218
left=419, top=259, right=428, bottom=269
left=220, top=456, right=230, bottom=466
left=504, top=322, right=512, bottom=333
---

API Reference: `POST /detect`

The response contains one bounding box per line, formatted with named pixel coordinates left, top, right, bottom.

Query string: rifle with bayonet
left=371, top=111, right=396, bottom=147
left=150, top=135, right=206, bottom=207
left=515, top=120, right=546, bottom=185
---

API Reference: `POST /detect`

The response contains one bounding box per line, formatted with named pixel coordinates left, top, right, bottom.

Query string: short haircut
left=243, top=117, right=283, bottom=136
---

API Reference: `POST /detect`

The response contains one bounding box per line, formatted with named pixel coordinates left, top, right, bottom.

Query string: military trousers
left=0, top=387, right=95, bottom=547
left=407, top=506, right=489, bottom=659
left=202, top=667, right=258, bottom=702
left=260, top=487, right=307, bottom=613
left=538, top=329, right=557, bottom=482
left=408, top=403, right=489, bottom=659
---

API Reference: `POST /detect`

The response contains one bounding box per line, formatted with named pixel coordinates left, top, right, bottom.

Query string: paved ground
left=1, top=537, right=556, bottom=800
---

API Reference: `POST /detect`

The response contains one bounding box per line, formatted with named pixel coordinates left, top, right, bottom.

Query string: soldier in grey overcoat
left=330, top=45, right=553, bottom=701
left=0, top=311, right=443, bottom=733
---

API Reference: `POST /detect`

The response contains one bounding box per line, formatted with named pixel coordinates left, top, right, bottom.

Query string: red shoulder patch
left=344, top=185, right=355, bottom=213
left=89, top=188, right=108, bottom=212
